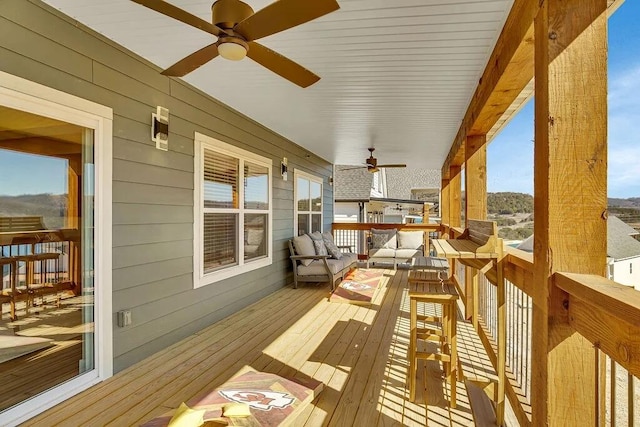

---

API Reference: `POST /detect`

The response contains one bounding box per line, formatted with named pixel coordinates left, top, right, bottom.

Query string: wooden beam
left=0, top=137, right=81, bottom=158
left=531, top=0, right=608, bottom=425
left=555, top=273, right=640, bottom=328
left=464, top=135, right=487, bottom=320
left=441, top=0, right=622, bottom=178
left=442, top=0, right=539, bottom=178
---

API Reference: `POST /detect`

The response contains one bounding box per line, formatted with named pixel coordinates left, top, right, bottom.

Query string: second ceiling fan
left=344, top=148, right=407, bottom=173
left=131, top=0, right=340, bottom=87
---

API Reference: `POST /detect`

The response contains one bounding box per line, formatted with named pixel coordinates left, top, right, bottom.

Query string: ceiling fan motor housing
left=211, top=0, right=253, bottom=30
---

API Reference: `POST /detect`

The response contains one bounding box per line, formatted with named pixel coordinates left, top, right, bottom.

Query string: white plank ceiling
left=43, top=0, right=514, bottom=168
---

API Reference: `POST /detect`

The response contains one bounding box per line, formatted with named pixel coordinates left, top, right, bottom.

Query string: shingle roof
left=384, top=168, right=441, bottom=200
left=334, top=166, right=441, bottom=201
left=517, top=216, right=640, bottom=260
left=607, top=216, right=640, bottom=260
left=609, top=215, right=640, bottom=236
left=334, top=166, right=373, bottom=201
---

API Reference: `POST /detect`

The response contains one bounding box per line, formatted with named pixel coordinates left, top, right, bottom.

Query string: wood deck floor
left=25, top=269, right=508, bottom=426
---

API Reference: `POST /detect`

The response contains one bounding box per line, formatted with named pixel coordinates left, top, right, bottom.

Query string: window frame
left=194, top=132, right=273, bottom=288
left=294, top=169, right=323, bottom=236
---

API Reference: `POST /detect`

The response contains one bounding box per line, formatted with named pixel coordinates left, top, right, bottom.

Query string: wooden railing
left=450, top=226, right=640, bottom=426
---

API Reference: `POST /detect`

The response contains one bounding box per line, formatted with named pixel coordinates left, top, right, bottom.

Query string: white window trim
left=193, top=132, right=273, bottom=288
left=294, top=169, right=323, bottom=235
left=0, top=71, right=113, bottom=426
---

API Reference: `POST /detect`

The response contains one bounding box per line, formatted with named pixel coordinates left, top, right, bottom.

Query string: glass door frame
left=0, top=71, right=113, bottom=425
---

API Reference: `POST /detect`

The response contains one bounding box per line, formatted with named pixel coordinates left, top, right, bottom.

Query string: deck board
left=25, top=269, right=513, bottom=426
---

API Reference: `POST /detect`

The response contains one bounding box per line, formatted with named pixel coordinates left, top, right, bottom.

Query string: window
left=194, top=133, right=272, bottom=287
left=295, top=170, right=323, bottom=235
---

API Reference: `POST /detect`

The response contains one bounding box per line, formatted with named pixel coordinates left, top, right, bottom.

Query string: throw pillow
left=397, top=230, right=424, bottom=249
left=313, top=239, right=328, bottom=256
left=370, top=229, right=397, bottom=249
left=309, top=231, right=328, bottom=256
left=292, top=234, right=316, bottom=267
left=322, top=232, right=343, bottom=259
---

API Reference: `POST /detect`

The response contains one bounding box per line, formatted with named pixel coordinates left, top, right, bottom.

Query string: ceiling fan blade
left=161, top=43, right=219, bottom=77
left=234, top=0, right=340, bottom=41
left=246, top=42, right=320, bottom=88
left=340, top=166, right=367, bottom=171
left=377, top=164, right=407, bottom=168
left=131, top=0, right=226, bottom=37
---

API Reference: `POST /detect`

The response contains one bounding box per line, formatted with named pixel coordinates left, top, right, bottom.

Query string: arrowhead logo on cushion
left=219, top=390, right=295, bottom=411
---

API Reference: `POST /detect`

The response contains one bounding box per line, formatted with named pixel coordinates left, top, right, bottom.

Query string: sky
left=487, top=0, right=640, bottom=198
left=0, top=150, right=67, bottom=196
left=0, top=2, right=638, bottom=198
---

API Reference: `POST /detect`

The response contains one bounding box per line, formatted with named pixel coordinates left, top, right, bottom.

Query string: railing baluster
left=628, top=372, right=634, bottom=426
left=611, top=361, right=616, bottom=427
left=519, top=287, right=524, bottom=390
left=600, top=352, right=606, bottom=427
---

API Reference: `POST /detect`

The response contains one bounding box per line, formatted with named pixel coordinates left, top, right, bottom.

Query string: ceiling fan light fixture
left=218, top=38, right=248, bottom=61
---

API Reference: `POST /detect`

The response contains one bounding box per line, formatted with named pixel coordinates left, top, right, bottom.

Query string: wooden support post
left=449, top=166, right=462, bottom=279
left=449, top=166, right=462, bottom=229
left=465, top=135, right=487, bottom=320
left=441, top=178, right=450, bottom=237
left=531, top=0, right=608, bottom=424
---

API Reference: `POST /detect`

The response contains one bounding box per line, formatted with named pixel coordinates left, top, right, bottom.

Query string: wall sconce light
left=152, top=106, right=169, bottom=151
left=328, top=176, right=334, bottom=186
left=281, top=157, right=288, bottom=181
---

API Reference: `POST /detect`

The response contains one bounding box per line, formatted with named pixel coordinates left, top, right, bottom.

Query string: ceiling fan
left=343, top=148, right=407, bottom=173
left=131, top=0, right=340, bottom=87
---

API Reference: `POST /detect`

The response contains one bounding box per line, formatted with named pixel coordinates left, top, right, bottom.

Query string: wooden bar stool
left=408, top=278, right=459, bottom=406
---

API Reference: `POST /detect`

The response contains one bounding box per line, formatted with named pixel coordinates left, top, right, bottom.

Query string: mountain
left=487, top=192, right=533, bottom=215
left=608, top=197, right=640, bottom=208
left=0, top=193, right=67, bottom=229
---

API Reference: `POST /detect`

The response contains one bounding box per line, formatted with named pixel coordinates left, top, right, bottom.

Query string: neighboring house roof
left=334, top=165, right=373, bottom=201
left=608, top=216, right=640, bottom=260
left=609, top=215, right=640, bottom=237
left=384, top=168, right=441, bottom=200
left=516, top=216, right=640, bottom=261
left=516, top=235, right=533, bottom=252
left=334, top=165, right=440, bottom=202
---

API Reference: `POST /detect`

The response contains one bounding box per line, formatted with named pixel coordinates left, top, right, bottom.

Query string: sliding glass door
left=0, top=72, right=112, bottom=425
left=0, top=106, right=97, bottom=413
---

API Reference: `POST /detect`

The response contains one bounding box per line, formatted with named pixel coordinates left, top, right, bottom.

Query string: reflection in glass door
left=0, top=106, right=95, bottom=413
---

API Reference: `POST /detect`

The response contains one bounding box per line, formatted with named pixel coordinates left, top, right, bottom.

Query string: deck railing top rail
left=331, top=223, right=441, bottom=231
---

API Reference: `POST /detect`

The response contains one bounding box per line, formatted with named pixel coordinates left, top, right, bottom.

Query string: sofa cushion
left=297, top=259, right=343, bottom=276
left=371, top=229, right=397, bottom=249
left=395, top=248, right=423, bottom=260
left=397, top=231, right=424, bottom=249
left=340, top=252, right=357, bottom=268
left=322, top=232, right=343, bottom=259
left=293, top=234, right=316, bottom=267
left=368, top=248, right=396, bottom=258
